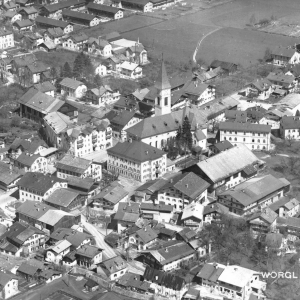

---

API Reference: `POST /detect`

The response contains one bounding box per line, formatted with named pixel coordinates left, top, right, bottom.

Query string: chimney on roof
left=185, top=184, right=188, bottom=188
left=165, top=248, right=168, bottom=252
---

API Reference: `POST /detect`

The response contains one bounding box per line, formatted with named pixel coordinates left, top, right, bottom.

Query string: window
left=234, top=137, right=237, bottom=141
left=243, top=138, right=245, bottom=141
left=164, top=97, right=168, bottom=106
left=252, top=139, right=254, bottom=142
left=157, top=96, right=160, bottom=106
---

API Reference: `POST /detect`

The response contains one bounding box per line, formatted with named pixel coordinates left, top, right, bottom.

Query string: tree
left=264, top=47, right=272, bottom=62
left=49, top=66, right=57, bottom=80
left=73, top=52, right=94, bottom=79
left=93, top=74, right=102, bottom=87
left=182, top=116, right=193, bottom=151
left=166, top=137, right=179, bottom=159
left=250, top=14, right=256, bottom=25
left=62, top=62, right=72, bottom=78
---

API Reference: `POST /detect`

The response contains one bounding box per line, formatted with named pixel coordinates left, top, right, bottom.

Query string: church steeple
left=155, top=57, right=171, bottom=116
left=155, top=58, right=171, bottom=90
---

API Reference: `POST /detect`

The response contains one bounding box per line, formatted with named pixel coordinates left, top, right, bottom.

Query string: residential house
left=91, top=182, right=129, bottom=211
left=271, top=46, right=300, bottom=66
left=183, top=81, right=215, bottom=106
left=140, top=240, right=195, bottom=272
left=84, top=279, right=99, bottom=292
left=4, top=11, right=22, bottom=24
left=44, top=188, right=84, bottom=212
left=13, top=153, right=48, bottom=173
left=120, top=0, right=153, bottom=12
left=224, top=110, right=247, bottom=123
left=245, top=78, right=273, bottom=100
left=114, top=202, right=140, bottom=233
left=158, top=227, right=176, bottom=241
left=38, top=269, right=62, bottom=284
left=0, top=221, right=46, bottom=257
left=210, top=60, right=238, bottom=74
left=210, top=140, right=233, bottom=155
left=0, top=162, right=24, bottom=191
left=259, top=109, right=289, bottom=129
left=87, top=3, right=123, bottom=20
left=35, top=16, right=73, bottom=34
left=269, top=197, right=300, bottom=218
left=96, top=256, right=127, bottom=280
left=33, top=81, right=56, bottom=97
left=85, top=86, right=120, bottom=106
left=43, top=27, right=64, bottom=45
left=87, top=37, right=112, bottom=57
left=182, top=144, right=261, bottom=195
left=56, top=154, right=102, bottom=181
left=62, top=9, right=100, bottom=27
left=19, top=88, right=78, bottom=123
left=246, top=106, right=267, bottom=124
left=267, top=72, right=296, bottom=93
left=76, top=245, right=103, bottom=268
left=202, top=203, right=229, bottom=224
left=140, top=202, right=174, bottom=223
left=93, top=59, right=110, bottom=77
left=11, top=54, right=36, bottom=80
left=280, top=116, right=300, bottom=140
left=143, top=266, right=188, bottom=299
left=119, top=61, right=142, bottom=80
left=150, top=0, right=176, bottom=10
left=181, top=202, right=204, bottom=229
left=218, top=121, right=272, bottom=151
left=18, top=6, right=38, bottom=20
left=16, top=201, right=80, bottom=234
left=17, top=172, right=67, bottom=202
left=21, top=61, right=49, bottom=86
left=39, top=0, right=86, bottom=18
left=49, top=227, right=92, bottom=250
left=196, top=263, right=266, bottom=300
left=110, top=110, right=143, bottom=141
left=46, top=240, right=72, bottom=264
left=8, top=136, right=48, bottom=159
left=107, top=140, right=167, bottom=183
left=0, top=271, right=19, bottom=299
left=246, top=207, right=278, bottom=237
left=17, top=261, right=43, bottom=282
left=2, top=1, right=17, bottom=11
left=156, top=172, right=210, bottom=211
left=218, top=174, right=291, bottom=215
left=0, top=29, right=14, bottom=50
left=60, top=77, right=87, bottom=99
left=126, top=225, right=157, bottom=250
left=176, top=228, right=197, bottom=243
left=15, top=0, right=35, bottom=7
left=276, top=217, right=300, bottom=241
left=67, top=177, right=100, bottom=199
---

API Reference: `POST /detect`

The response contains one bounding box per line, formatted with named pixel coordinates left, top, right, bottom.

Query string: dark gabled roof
left=120, top=0, right=151, bottom=6
left=225, top=110, right=247, bottom=123
left=14, top=153, right=41, bottom=167
left=50, top=228, right=91, bottom=248
left=16, top=201, right=52, bottom=219
left=67, top=176, right=96, bottom=191
left=56, top=154, right=91, bottom=174
left=60, top=77, right=85, bottom=89
left=203, top=203, right=229, bottom=216
left=17, top=262, right=40, bottom=276
left=177, top=228, right=197, bottom=242
left=76, top=244, right=102, bottom=258
left=92, top=183, right=128, bottom=205
left=13, top=19, right=33, bottom=28
left=140, top=202, right=173, bottom=213
left=17, top=172, right=66, bottom=194
left=100, top=256, right=127, bottom=274
left=35, top=16, right=71, bottom=29
left=135, top=226, right=157, bottom=243
left=111, top=110, right=136, bottom=128
left=62, top=9, right=98, bottom=21
left=34, top=81, right=56, bottom=93
left=143, top=266, right=186, bottom=291
left=107, top=141, right=165, bottom=163
left=18, top=6, right=37, bottom=14
left=42, top=0, right=85, bottom=13
left=0, top=271, right=16, bottom=287
left=45, top=188, right=79, bottom=208
left=197, top=263, right=225, bottom=282
left=210, top=60, right=237, bottom=72
left=280, top=116, right=300, bottom=130
left=135, top=178, right=168, bottom=194
left=212, top=140, right=233, bottom=152
left=114, top=202, right=140, bottom=222
left=87, top=2, right=122, bottom=14
left=268, top=197, right=299, bottom=213
left=9, top=137, right=47, bottom=153
left=0, top=162, right=24, bottom=185
left=219, top=121, right=271, bottom=134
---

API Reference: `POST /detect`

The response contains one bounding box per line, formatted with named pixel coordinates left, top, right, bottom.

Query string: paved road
left=81, top=215, right=116, bottom=258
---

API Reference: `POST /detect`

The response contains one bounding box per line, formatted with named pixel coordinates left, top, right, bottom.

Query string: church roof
left=154, top=60, right=171, bottom=90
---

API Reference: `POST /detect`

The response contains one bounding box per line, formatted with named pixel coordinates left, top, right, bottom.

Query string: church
left=126, top=60, right=208, bottom=150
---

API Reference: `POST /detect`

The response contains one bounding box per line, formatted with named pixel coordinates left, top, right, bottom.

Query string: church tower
left=155, top=59, right=171, bottom=116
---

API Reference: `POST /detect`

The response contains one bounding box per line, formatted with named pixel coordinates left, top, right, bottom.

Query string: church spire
left=155, top=56, right=171, bottom=90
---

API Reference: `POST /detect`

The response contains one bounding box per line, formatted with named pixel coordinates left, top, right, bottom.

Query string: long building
left=219, top=121, right=271, bottom=151
left=87, top=3, right=123, bottom=20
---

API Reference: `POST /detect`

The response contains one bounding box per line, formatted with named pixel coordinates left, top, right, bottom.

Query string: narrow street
left=81, top=215, right=116, bottom=258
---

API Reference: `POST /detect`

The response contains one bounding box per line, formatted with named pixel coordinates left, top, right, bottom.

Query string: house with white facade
left=0, top=28, right=14, bottom=50
left=110, top=110, right=143, bottom=141
left=219, top=121, right=272, bottom=151
left=46, top=240, right=72, bottom=264
left=126, top=225, right=158, bottom=250
left=60, top=77, right=87, bottom=99
left=43, top=27, right=65, bottom=45
left=119, top=61, right=143, bottom=80
left=269, top=197, right=300, bottom=218
left=76, top=245, right=103, bottom=269
left=62, top=32, right=88, bottom=51
left=196, top=263, right=266, bottom=300
left=17, top=172, right=67, bottom=202
left=120, top=0, right=153, bottom=12
left=245, top=78, right=274, bottom=100
left=0, top=271, right=19, bottom=299
left=280, top=116, right=300, bottom=140
left=271, top=46, right=300, bottom=66
left=13, top=153, right=48, bottom=173
left=183, top=81, right=215, bottom=106
left=87, top=3, right=123, bottom=20
left=107, top=140, right=167, bottom=182
left=96, top=256, right=128, bottom=280
left=87, top=37, right=112, bottom=57
left=140, top=202, right=174, bottom=223
left=85, top=86, right=120, bottom=106
left=156, top=172, right=210, bottom=212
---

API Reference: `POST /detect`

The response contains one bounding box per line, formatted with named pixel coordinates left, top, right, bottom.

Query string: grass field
left=35, top=50, right=78, bottom=69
